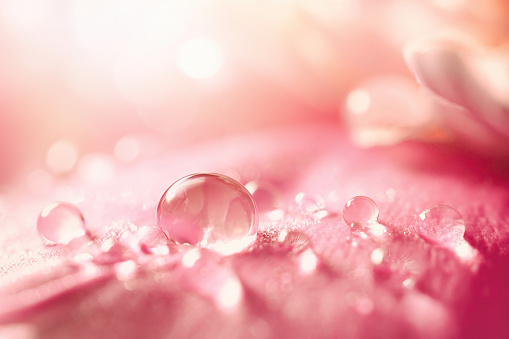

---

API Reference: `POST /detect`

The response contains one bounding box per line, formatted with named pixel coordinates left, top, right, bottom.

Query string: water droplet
left=157, top=173, right=258, bottom=254
left=295, top=193, right=326, bottom=216
left=343, top=196, right=379, bottom=228
left=415, top=205, right=465, bottom=247
left=37, top=202, right=88, bottom=245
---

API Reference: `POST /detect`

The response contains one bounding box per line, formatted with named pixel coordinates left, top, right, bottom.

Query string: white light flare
left=177, top=38, right=224, bottom=79
left=298, top=249, right=318, bottom=274
left=215, top=276, right=244, bottom=312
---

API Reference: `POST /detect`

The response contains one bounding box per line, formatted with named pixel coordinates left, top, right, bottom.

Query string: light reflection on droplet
left=216, top=276, right=243, bottom=312
left=115, top=260, right=138, bottom=282
left=416, top=205, right=465, bottom=247
left=368, top=221, right=387, bottom=238
left=371, top=248, right=384, bottom=265
left=157, top=173, right=258, bottom=255
left=453, top=240, right=478, bottom=263
left=37, top=201, right=88, bottom=245
left=182, top=248, right=201, bottom=268
left=177, top=38, right=223, bottom=79
left=298, top=249, right=318, bottom=274
left=46, top=140, right=79, bottom=175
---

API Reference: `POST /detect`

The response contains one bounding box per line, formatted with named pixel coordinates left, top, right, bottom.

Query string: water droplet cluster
left=34, top=171, right=475, bottom=317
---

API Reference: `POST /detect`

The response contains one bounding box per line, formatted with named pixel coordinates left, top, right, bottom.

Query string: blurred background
left=1, top=0, right=508, bottom=188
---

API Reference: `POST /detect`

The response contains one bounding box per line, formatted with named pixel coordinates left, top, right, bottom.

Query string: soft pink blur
left=1, top=0, right=509, bottom=185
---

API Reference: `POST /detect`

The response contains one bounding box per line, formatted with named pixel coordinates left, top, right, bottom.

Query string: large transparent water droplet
left=37, top=202, right=88, bottom=245
left=343, top=196, right=379, bottom=227
left=157, top=173, right=258, bottom=254
left=416, top=205, right=465, bottom=246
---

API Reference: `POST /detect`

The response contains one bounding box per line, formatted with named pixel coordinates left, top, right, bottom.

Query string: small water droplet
left=415, top=205, right=465, bottom=247
left=37, top=202, right=88, bottom=246
left=157, top=173, right=258, bottom=255
left=295, top=193, right=326, bottom=216
left=343, top=196, right=379, bottom=228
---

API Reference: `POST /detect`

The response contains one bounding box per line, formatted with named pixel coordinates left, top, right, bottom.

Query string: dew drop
left=157, top=173, right=258, bottom=255
left=295, top=193, right=326, bottom=217
left=343, top=196, right=379, bottom=228
left=37, top=202, right=88, bottom=246
left=415, top=205, right=465, bottom=247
